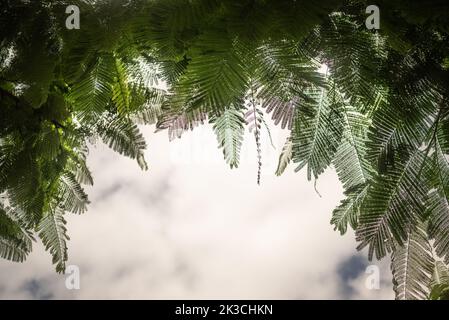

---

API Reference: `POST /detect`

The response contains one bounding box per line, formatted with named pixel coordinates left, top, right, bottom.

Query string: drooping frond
left=291, top=88, right=343, bottom=180
left=365, top=57, right=440, bottom=173
left=329, top=97, right=373, bottom=234
left=66, top=147, right=94, bottom=186
left=6, top=147, right=45, bottom=225
left=34, top=125, right=62, bottom=161
left=333, top=102, right=372, bottom=191
left=37, top=205, right=69, bottom=273
left=0, top=202, right=33, bottom=262
left=365, top=100, right=403, bottom=173
left=275, top=136, right=293, bottom=176
left=69, top=53, right=116, bottom=120
left=391, top=222, right=434, bottom=300
left=262, top=96, right=297, bottom=130
left=97, top=115, right=148, bottom=170
left=58, top=172, right=89, bottom=215
left=159, top=57, right=189, bottom=86
left=112, top=57, right=131, bottom=114
left=176, top=29, right=248, bottom=110
left=156, top=107, right=207, bottom=141
left=210, top=106, right=245, bottom=169
left=255, top=40, right=325, bottom=114
left=426, top=127, right=449, bottom=264
left=124, top=55, right=160, bottom=89
left=356, top=149, right=429, bottom=260
left=130, top=87, right=165, bottom=125
left=331, top=184, right=368, bottom=235
left=245, top=92, right=265, bottom=184
left=319, top=14, right=386, bottom=106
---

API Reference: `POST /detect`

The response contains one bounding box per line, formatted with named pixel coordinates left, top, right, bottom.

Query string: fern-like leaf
left=98, top=116, right=148, bottom=170
left=58, top=172, right=89, bottom=214
left=0, top=203, right=33, bottom=262
left=292, top=88, right=343, bottom=180
left=391, top=222, right=434, bottom=300
left=210, top=107, right=245, bottom=169
left=275, top=136, right=293, bottom=176
left=333, top=102, right=372, bottom=191
left=112, top=57, right=131, bottom=114
left=37, top=205, right=69, bottom=273
left=331, top=184, right=368, bottom=235
left=356, top=149, right=429, bottom=260
left=426, top=132, right=449, bottom=264
left=69, top=53, right=116, bottom=120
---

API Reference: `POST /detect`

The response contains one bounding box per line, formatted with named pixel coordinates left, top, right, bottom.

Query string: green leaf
left=58, top=172, right=89, bottom=214
left=426, top=134, right=449, bottom=264
left=292, top=88, right=343, bottom=180
left=331, top=184, right=368, bottom=235
left=178, top=29, right=248, bottom=110
left=356, top=149, right=429, bottom=260
left=0, top=203, right=33, bottom=262
left=37, top=205, right=69, bottom=273
left=210, top=107, right=245, bottom=169
left=333, top=102, right=372, bottom=191
left=112, top=57, right=131, bottom=114
left=69, top=53, right=116, bottom=120
left=98, top=116, right=148, bottom=170
left=391, top=222, right=434, bottom=300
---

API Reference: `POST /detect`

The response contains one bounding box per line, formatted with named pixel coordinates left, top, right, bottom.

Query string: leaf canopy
left=1, top=0, right=449, bottom=299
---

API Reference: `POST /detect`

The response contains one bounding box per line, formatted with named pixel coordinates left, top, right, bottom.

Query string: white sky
left=0, top=123, right=393, bottom=299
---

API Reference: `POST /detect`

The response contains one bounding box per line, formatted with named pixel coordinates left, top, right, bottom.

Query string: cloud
left=21, top=279, right=54, bottom=300
left=0, top=125, right=393, bottom=299
left=337, top=255, right=368, bottom=298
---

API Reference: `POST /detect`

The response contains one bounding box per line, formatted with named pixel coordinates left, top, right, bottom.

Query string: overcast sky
left=0, top=123, right=394, bottom=299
